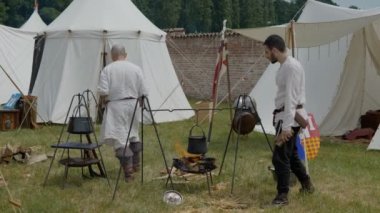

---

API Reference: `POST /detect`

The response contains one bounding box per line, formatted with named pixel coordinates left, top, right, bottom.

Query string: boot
left=130, top=142, right=142, bottom=173
left=300, top=178, right=315, bottom=194
left=272, top=193, right=288, bottom=206
left=132, top=154, right=140, bottom=173
left=115, top=148, right=134, bottom=182
left=122, top=163, right=134, bottom=182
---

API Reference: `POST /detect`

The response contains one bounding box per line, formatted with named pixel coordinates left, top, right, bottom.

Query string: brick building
left=166, top=29, right=269, bottom=101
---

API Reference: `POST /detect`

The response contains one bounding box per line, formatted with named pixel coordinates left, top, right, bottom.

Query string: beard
left=270, top=59, right=278, bottom=64
left=270, top=52, right=278, bottom=64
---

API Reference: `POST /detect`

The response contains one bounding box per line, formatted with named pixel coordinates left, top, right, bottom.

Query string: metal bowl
left=163, top=190, right=183, bottom=205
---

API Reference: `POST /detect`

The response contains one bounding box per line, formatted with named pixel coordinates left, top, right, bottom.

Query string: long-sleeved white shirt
left=97, top=60, right=148, bottom=100
left=274, top=56, right=307, bottom=131
left=97, top=60, right=148, bottom=149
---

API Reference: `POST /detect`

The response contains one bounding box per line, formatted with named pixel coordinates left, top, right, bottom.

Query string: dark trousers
left=272, top=125, right=309, bottom=194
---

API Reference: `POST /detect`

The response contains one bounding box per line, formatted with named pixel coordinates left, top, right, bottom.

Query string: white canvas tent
left=368, top=126, right=380, bottom=150
left=32, top=0, right=193, bottom=123
left=233, top=0, right=380, bottom=143
left=20, top=8, right=47, bottom=32
left=0, top=25, right=37, bottom=104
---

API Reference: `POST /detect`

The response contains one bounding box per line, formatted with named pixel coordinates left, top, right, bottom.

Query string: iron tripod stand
left=43, top=91, right=110, bottom=188
left=112, top=95, right=174, bottom=200
left=218, top=94, right=273, bottom=194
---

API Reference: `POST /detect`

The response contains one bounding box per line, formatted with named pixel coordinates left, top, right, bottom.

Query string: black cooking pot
left=232, top=109, right=257, bottom=135
left=187, top=125, right=207, bottom=154
left=67, top=117, right=93, bottom=134
left=67, top=104, right=93, bottom=134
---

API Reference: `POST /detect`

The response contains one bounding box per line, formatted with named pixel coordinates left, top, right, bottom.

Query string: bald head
left=111, top=44, right=127, bottom=61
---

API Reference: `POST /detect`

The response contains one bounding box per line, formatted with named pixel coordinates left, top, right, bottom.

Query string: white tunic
left=274, top=56, right=308, bottom=131
left=98, top=60, right=148, bottom=150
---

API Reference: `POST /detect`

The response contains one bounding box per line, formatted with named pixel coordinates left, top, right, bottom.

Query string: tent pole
left=290, top=20, right=296, bottom=57
left=0, top=64, right=25, bottom=97
left=0, top=64, right=47, bottom=125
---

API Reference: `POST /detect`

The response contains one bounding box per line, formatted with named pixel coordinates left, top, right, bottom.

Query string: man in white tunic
left=263, top=35, right=314, bottom=206
left=98, top=44, right=148, bottom=181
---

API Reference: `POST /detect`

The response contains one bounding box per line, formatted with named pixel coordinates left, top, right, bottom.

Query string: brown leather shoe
left=300, top=178, right=315, bottom=194
left=133, top=165, right=140, bottom=173
left=125, top=175, right=134, bottom=182
left=272, top=193, right=288, bottom=206
left=122, top=164, right=134, bottom=180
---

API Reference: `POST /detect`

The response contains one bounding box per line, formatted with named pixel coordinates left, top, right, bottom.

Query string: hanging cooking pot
left=187, top=125, right=207, bottom=154
left=232, top=109, right=257, bottom=135
left=67, top=104, right=93, bottom=134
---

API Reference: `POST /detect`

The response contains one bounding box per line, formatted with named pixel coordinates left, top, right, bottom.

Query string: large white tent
left=233, top=0, right=380, bottom=142
left=32, top=0, right=193, bottom=123
left=0, top=25, right=36, bottom=104
left=1, top=5, right=46, bottom=106
left=20, top=8, right=47, bottom=32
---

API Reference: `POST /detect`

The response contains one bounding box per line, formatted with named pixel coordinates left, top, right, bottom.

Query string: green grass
left=1, top=102, right=380, bottom=212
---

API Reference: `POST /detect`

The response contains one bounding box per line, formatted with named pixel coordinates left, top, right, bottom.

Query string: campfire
left=173, top=141, right=216, bottom=173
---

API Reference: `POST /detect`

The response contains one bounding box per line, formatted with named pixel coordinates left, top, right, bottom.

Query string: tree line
left=1, top=0, right=342, bottom=32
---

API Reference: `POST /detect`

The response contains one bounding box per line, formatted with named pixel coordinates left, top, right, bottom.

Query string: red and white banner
left=300, top=113, right=321, bottom=160
left=211, top=40, right=228, bottom=101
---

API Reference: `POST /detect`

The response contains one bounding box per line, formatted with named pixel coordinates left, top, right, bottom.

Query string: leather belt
left=107, top=97, right=135, bottom=103
left=273, top=104, right=303, bottom=115
left=272, top=104, right=303, bottom=126
left=120, top=97, right=135, bottom=100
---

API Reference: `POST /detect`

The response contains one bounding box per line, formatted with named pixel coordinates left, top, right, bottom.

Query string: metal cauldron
left=187, top=125, right=207, bottom=154
left=67, top=104, right=93, bottom=134
left=67, top=117, right=93, bottom=134
left=232, top=109, right=257, bottom=135
left=232, top=95, right=258, bottom=135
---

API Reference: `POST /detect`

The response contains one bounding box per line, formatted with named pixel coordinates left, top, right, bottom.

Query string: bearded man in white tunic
left=263, top=35, right=314, bottom=206
left=98, top=44, right=148, bottom=181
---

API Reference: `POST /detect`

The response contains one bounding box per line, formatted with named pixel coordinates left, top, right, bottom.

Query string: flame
left=174, top=141, right=201, bottom=158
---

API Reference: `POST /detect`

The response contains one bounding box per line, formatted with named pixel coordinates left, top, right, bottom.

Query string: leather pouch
left=295, top=112, right=309, bottom=128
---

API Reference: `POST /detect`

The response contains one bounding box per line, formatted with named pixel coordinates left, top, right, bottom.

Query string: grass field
left=1, top=103, right=380, bottom=212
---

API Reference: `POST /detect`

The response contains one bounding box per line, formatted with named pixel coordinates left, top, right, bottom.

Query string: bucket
left=67, top=104, right=93, bottom=134
left=187, top=125, right=207, bottom=154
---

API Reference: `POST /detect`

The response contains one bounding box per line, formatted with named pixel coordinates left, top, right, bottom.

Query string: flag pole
left=224, top=21, right=233, bottom=123
left=207, top=20, right=228, bottom=143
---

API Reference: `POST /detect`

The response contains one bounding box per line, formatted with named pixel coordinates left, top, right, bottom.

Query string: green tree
left=240, top=0, right=266, bottom=28
left=151, top=0, right=181, bottom=29
left=273, top=0, right=292, bottom=24
left=39, top=7, right=61, bottom=24
left=231, top=0, right=240, bottom=28
left=132, top=0, right=153, bottom=20
left=239, top=0, right=254, bottom=28
left=263, top=0, right=275, bottom=26
left=3, top=0, right=31, bottom=27
left=252, top=0, right=265, bottom=26
left=1, top=0, right=72, bottom=27
left=178, top=0, right=212, bottom=32
left=0, top=3, right=8, bottom=24
left=38, top=0, right=72, bottom=24
left=211, top=0, right=233, bottom=31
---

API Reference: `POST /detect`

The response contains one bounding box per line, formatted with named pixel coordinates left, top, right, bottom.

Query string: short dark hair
left=264, top=34, right=286, bottom=52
